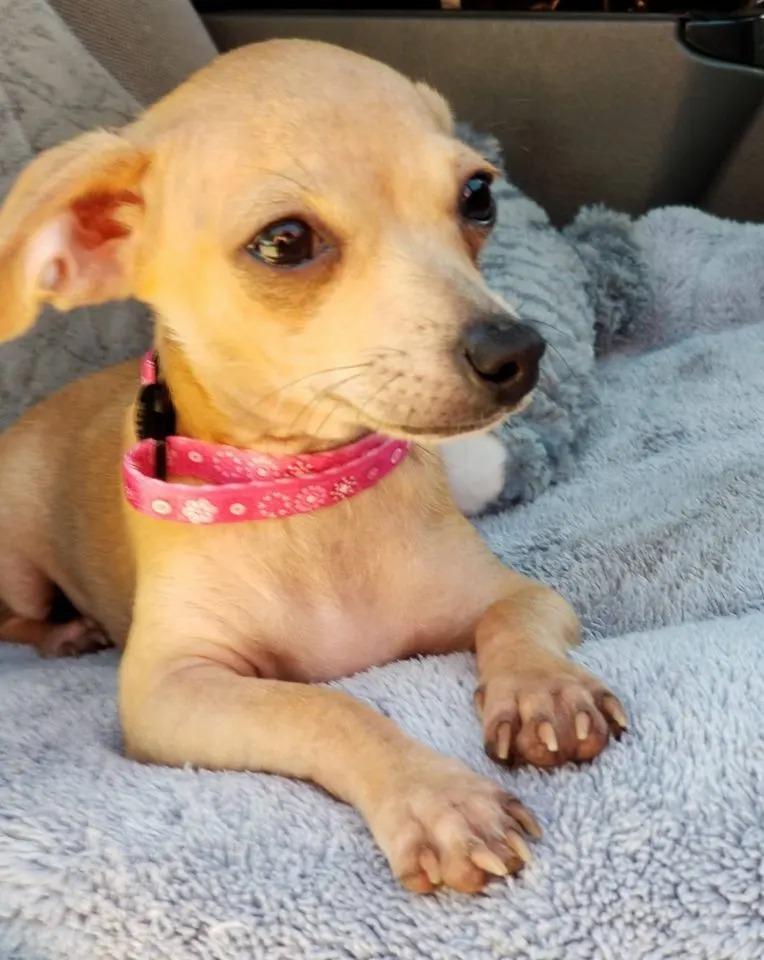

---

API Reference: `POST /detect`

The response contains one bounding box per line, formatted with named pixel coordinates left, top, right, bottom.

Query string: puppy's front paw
left=369, top=757, right=540, bottom=894
left=478, top=667, right=627, bottom=769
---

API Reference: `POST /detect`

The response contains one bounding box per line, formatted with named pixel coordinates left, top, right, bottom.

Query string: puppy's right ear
left=0, top=129, right=149, bottom=342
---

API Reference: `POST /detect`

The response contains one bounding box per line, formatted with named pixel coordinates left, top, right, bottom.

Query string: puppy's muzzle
left=459, top=315, right=546, bottom=408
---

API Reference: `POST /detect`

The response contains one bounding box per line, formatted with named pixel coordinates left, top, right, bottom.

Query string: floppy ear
left=414, top=82, right=454, bottom=134
left=0, top=129, right=149, bottom=342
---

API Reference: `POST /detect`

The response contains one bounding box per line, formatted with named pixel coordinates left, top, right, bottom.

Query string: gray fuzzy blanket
left=2, top=205, right=764, bottom=959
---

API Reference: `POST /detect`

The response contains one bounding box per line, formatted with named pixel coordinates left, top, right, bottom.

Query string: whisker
left=288, top=370, right=369, bottom=435
left=537, top=372, right=558, bottom=400
left=543, top=341, right=578, bottom=383
left=311, top=396, right=346, bottom=439
left=313, top=371, right=405, bottom=438
left=254, top=166, right=314, bottom=193
left=287, top=154, right=318, bottom=191
left=371, top=345, right=408, bottom=359
left=539, top=360, right=600, bottom=407
left=251, top=362, right=372, bottom=416
left=533, top=384, right=556, bottom=407
left=521, top=314, right=578, bottom=345
left=356, top=373, right=404, bottom=421
left=517, top=299, right=578, bottom=343
left=311, top=370, right=404, bottom=437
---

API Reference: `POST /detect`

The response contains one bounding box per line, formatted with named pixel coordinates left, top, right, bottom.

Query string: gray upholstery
left=49, top=0, right=216, bottom=105
left=0, top=0, right=215, bottom=430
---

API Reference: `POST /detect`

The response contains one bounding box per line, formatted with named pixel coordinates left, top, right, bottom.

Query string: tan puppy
left=0, top=40, right=626, bottom=894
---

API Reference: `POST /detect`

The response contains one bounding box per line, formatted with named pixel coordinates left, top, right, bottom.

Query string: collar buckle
left=135, top=352, right=176, bottom=480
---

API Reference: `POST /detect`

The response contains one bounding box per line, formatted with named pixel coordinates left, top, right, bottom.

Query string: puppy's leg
left=475, top=573, right=627, bottom=768
left=0, top=554, right=53, bottom=621
left=0, top=614, right=109, bottom=657
left=121, top=627, right=540, bottom=894
left=0, top=558, right=109, bottom=656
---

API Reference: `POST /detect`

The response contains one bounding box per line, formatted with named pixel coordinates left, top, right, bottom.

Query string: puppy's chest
left=274, top=595, right=421, bottom=681
left=216, top=526, right=479, bottom=683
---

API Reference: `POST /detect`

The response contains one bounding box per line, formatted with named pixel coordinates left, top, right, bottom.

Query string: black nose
left=459, top=316, right=546, bottom=405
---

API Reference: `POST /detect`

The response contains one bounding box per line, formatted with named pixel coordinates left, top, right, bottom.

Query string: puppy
left=0, top=40, right=625, bottom=894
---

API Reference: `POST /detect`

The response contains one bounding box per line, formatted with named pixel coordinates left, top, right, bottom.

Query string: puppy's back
left=0, top=361, right=139, bottom=637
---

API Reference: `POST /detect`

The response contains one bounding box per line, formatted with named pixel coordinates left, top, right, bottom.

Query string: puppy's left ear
left=414, top=82, right=454, bottom=134
left=0, top=129, right=149, bottom=342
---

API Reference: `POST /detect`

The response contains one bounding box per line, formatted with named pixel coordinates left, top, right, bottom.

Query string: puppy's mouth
left=321, top=318, right=544, bottom=442
left=329, top=391, right=533, bottom=442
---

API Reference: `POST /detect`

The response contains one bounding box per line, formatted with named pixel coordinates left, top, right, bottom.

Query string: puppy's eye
left=246, top=219, right=318, bottom=267
left=459, top=173, right=496, bottom=226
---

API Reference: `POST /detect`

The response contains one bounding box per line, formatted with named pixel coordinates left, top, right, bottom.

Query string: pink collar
left=122, top=353, right=410, bottom=524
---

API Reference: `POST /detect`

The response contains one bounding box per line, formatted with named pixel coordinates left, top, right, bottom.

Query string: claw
left=575, top=711, right=591, bottom=742
left=419, top=848, right=442, bottom=886
left=503, top=800, right=543, bottom=840
left=470, top=846, right=509, bottom=877
left=538, top=721, right=559, bottom=753
left=401, top=870, right=435, bottom=894
left=602, top=695, right=628, bottom=731
left=505, top=830, right=532, bottom=865
left=495, top=722, right=512, bottom=761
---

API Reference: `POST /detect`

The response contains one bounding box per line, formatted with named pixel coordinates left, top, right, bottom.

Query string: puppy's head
left=0, top=40, right=544, bottom=444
